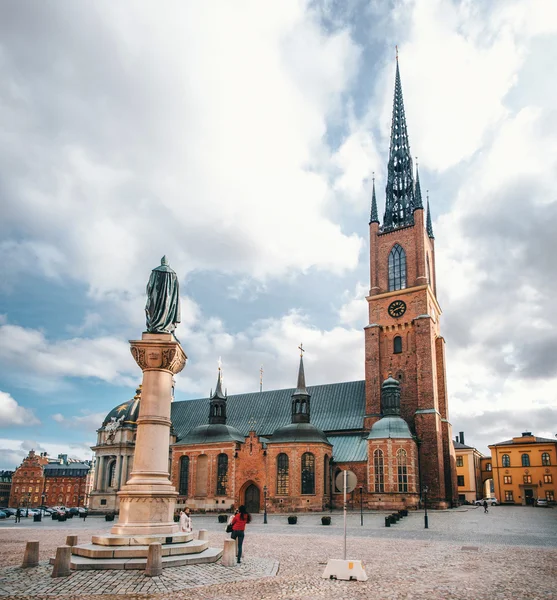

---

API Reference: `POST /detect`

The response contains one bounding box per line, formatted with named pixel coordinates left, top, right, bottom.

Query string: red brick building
left=0, top=470, right=14, bottom=507
left=9, top=450, right=90, bottom=508
left=92, top=57, right=457, bottom=513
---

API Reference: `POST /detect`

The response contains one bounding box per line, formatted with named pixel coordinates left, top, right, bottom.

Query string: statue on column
left=145, top=256, right=181, bottom=334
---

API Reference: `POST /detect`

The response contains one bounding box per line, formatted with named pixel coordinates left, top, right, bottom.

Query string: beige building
left=454, top=432, right=485, bottom=503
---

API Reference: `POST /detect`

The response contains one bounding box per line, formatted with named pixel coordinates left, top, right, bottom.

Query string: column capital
left=129, top=333, right=187, bottom=374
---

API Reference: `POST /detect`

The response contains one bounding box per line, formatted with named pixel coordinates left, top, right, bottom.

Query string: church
left=89, top=58, right=458, bottom=515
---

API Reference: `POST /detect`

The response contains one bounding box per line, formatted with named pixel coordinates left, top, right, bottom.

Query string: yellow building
left=454, top=432, right=485, bottom=503
left=488, top=432, right=557, bottom=506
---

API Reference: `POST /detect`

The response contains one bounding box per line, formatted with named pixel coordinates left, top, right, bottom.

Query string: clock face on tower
left=388, top=300, right=406, bottom=318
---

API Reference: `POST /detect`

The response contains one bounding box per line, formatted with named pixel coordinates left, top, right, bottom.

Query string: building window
left=523, top=475, right=532, bottom=484
left=543, top=475, right=552, bottom=484
left=457, top=475, right=465, bottom=487
left=504, top=476, right=512, bottom=484
left=108, top=461, right=117, bottom=488
left=501, top=455, right=510, bottom=468
left=388, top=244, right=407, bottom=291
left=397, top=449, right=408, bottom=492
left=216, top=454, right=228, bottom=496
left=546, top=490, right=555, bottom=502
left=456, top=456, right=463, bottom=467
left=276, top=454, right=289, bottom=496
left=504, top=490, right=513, bottom=502
left=521, top=454, right=530, bottom=467
left=486, top=463, right=492, bottom=471
left=374, top=449, right=384, bottom=493
left=301, top=453, right=315, bottom=495
left=178, top=456, right=189, bottom=496
left=542, top=453, right=551, bottom=466
left=100, top=499, right=107, bottom=506
left=393, top=336, right=402, bottom=354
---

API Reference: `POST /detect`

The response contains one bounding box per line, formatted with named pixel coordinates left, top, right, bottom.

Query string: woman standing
left=179, top=509, right=192, bottom=533
left=230, top=505, right=251, bottom=564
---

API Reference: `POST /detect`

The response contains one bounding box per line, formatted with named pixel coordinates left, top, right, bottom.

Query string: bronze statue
left=145, top=256, right=181, bottom=334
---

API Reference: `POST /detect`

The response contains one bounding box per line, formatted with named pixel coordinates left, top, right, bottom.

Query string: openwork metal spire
left=370, top=173, right=379, bottom=224
left=383, top=57, right=415, bottom=231
left=426, top=194, right=435, bottom=239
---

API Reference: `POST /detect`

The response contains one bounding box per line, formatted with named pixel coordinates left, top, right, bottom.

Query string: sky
left=1, top=0, right=556, bottom=469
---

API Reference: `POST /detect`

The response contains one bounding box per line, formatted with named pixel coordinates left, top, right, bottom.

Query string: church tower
left=364, top=56, right=457, bottom=508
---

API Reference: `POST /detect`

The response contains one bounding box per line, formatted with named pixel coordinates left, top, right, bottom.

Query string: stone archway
left=243, top=483, right=260, bottom=514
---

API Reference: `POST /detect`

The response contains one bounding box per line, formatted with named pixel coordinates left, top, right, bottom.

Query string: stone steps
left=50, top=548, right=223, bottom=571
left=91, top=532, right=193, bottom=546
left=72, top=539, right=208, bottom=559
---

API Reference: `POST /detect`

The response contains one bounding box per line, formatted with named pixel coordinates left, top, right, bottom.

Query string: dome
left=367, top=416, right=413, bottom=440
left=176, top=424, right=245, bottom=445
left=268, top=423, right=331, bottom=445
left=102, top=387, right=141, bottom=427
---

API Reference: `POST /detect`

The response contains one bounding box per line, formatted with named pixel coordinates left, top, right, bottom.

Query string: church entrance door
left=244, top=484, right=260, bottom=513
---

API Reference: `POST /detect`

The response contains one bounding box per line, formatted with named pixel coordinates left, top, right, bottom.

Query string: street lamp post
left=423, top=486, right=429, bottom=529
left=263, top=485, right=268, bottom=524
left=359, top=485, right=363, bottom=526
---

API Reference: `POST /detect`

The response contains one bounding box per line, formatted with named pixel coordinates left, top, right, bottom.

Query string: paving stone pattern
left=0, top=507, right=556, bottom=599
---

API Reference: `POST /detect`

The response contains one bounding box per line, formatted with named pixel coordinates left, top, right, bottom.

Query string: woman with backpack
left=230, top=505, right=251, bottom=564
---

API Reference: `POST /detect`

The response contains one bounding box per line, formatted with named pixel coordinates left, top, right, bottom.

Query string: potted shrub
left=218, top=514, right=228, bottom=523
left=321, top=516, right=331, bottom=526
left=105, top=513, right=115, bottom=522
left=287, top=515, right=297, bottom=525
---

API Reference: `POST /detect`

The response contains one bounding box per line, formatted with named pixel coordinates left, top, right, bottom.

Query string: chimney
left=459, top=432, right=464, bottom=444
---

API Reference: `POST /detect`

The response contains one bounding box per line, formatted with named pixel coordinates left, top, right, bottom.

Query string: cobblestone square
left=0, top=506, right=555, bottom=599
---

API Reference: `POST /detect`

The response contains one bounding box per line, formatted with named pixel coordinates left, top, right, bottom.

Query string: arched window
left=542, top=453, right=551, bottom=466
left=179, top=456, right=189, bottom=496
left=324, top=455, right=330, bottom=495
left=393, top=336, right=402, bottom=354
left=374, top=449, right=384, bottom=493
left=502, top=454, right=510, bottom=468
left=196, top=454, right=208, bottom=496
left=521, top=453, right=530, bottom=467
left=301, top=453, right=315, bottom=495
left=216, top=453, right=228, bottom=496
left=388, top=244, right=407, bottom=291
left=397, top=449, right=408, bottom=492
left=276, top=453, right=289, bottom=495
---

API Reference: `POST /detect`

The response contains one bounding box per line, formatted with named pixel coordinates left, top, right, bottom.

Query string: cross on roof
left=298, top=343, right=305, bottom=357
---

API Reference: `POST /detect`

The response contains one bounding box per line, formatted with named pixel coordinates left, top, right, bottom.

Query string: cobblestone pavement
left=0, top=506, right=555, bottom=599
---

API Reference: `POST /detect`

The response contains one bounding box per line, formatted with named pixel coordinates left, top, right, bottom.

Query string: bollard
left=222, top=538, right=236, bottom=567
left=145, top=543, right=162, bottom=577
left=384, top=517, right=391, bottom=528
left=22, top=541, right=39, bottom=568
left=65, top=535, right=78, bottom=547
left=198, top=529, right=208, bottom=541
left=51, top=545, right=71, bottom=578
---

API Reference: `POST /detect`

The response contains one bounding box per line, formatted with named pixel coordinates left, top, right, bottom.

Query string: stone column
left=111, top=332, right=186, bottom=536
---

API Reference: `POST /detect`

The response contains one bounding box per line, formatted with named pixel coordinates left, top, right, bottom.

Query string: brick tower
left=364, top=56, right=458, bottom=508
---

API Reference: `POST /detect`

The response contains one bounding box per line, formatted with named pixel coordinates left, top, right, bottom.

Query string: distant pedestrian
left=15, top=508, right=21, bottom=523
left=483, top=500, right=488, bottom=513
left=179, top=509, right=192, bottom=533
left=230, top=505, right=251, bottom=564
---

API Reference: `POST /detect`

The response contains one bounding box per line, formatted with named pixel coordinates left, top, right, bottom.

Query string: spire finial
left=426, top=192, right=435, bottom=239
left=396, top=45, right=398, bottom=61
left=370, top=172, right=379, bottom=224
left=298, top=342, right=304, bottom=358
left=259, top=365, right=263, bottom=393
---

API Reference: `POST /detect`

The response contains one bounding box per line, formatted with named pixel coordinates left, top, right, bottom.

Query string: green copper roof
left=367, top=416, right=413, bottom=440
left=267, top=423, right=330, bottom=445
left=426, top=197, right=434, bottom=239
left=171, top=380, right=366, bottom=441
left=174, top=424, right=245, bottom=445
left=369, top=177, right=379, bottom=224
left=329, top=435, right=368, bottom=462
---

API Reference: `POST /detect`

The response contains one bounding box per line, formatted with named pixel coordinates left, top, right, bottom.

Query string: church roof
left=329, top=435, right=368, bottom=462
left=367, top=416, right=413, bottom=440
left=174, top=424, right=245, bottom=445
left=171, top=380, right=365, bottom=441
left=267, top=423, right=330, bottom=445
left=490, top=436, right=556, bottom=446
left=102, top=388, right=141, bottom=427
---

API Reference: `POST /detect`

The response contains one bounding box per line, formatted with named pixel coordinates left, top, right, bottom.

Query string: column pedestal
left=111, top=333, right=186, bottom=536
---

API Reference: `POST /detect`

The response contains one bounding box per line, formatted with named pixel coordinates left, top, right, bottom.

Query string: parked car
left=68, top=507, right=80, bottom=515
left=0, top=510, right=7, bottom=519
left=77, top=507, right=88, bottom=514
left=475, top=497, right=498, bottom=506
left=536, top=498, right=548, bottom=507
left=0, top=508, right=15, bottom=517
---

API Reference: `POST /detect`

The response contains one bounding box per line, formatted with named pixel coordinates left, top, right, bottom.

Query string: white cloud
left=0, top=391, right=40, bottom=426
left=0, top=438, right=93, bottom=470
left=51, top=410, right=106, bottom=431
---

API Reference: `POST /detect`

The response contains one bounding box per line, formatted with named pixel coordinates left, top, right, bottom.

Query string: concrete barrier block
left=22, top=541, right=39, bottom=568
left=221, top=539, right=236, bottom=567
left=145, top=543, right=162, bottom=577
left=65, top=535, right=78, bottom=547
left=51, top=545, right=71, bottom=578
left=198, top=529, right=208, bottom=541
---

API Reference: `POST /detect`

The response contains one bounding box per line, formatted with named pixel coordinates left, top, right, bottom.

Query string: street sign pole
left=343, top=469, right=347, bottom=561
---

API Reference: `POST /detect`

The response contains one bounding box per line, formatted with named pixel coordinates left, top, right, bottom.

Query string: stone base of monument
left=321, top=559, right=368, bottom=581
left=49, top=533, right=223, bottom=570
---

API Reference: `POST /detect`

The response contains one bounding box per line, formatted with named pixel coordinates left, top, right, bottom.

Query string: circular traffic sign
left=335, top=470, right=358, bottom=493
